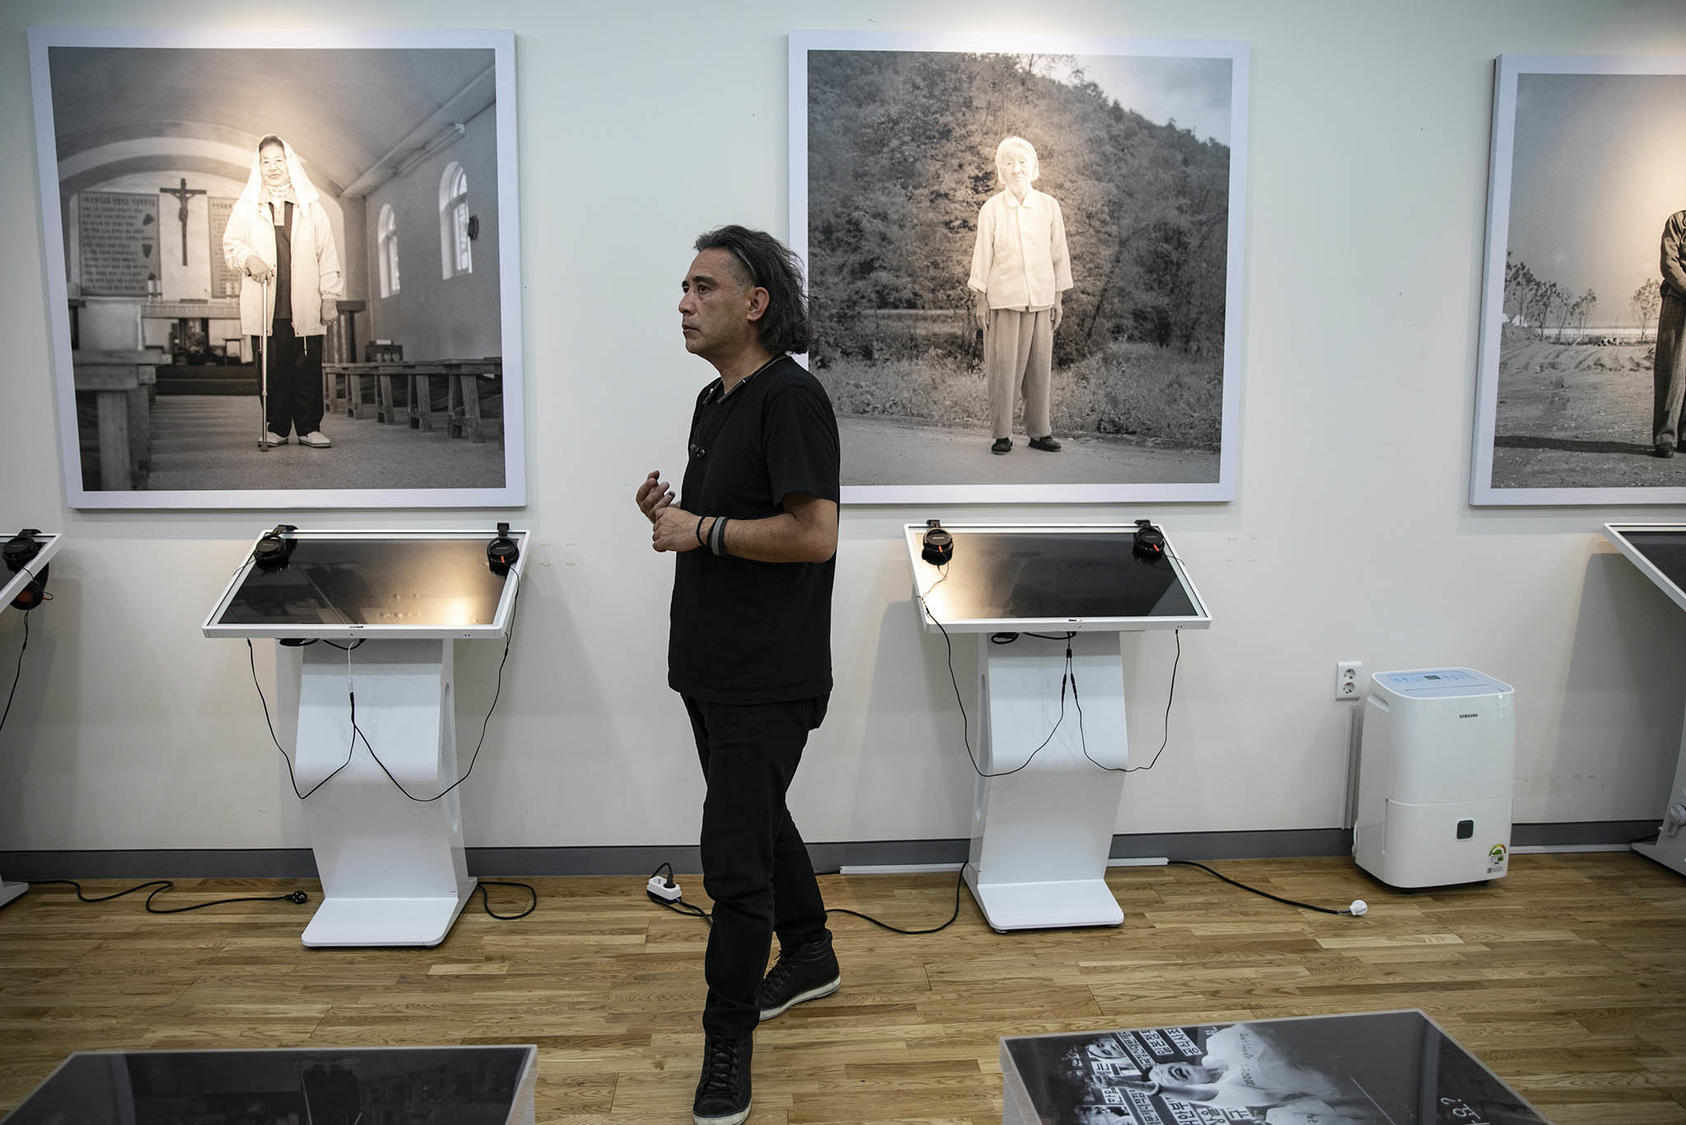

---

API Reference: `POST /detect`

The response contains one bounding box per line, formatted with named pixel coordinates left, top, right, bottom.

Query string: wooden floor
left=1, top=853, right=1682, bottom=1123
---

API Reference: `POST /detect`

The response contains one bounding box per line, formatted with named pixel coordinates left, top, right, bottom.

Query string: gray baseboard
left=0, top=821, right=1656, bottom=881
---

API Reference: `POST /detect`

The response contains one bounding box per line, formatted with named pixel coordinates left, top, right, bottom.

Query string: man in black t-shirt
left=634, top=226, right=841, bottom=1125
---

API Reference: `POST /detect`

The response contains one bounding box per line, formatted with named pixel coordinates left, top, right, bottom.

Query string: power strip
left=646, top=875, right=682, bottom=903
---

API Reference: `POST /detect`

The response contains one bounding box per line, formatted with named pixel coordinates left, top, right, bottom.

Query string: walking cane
left=257, top=274, right=271, bottom=451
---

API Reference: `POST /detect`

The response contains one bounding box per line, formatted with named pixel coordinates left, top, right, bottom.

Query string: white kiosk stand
left=203, top=528, right=527, bottom=946
left=1604, top=523, right=1686, bottom=878
left=1, top=529, right=63, bottom=909
left=905, top=523, right=1210, bottom=931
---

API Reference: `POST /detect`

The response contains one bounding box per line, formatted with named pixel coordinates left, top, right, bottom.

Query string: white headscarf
left=235, top=135, right=322, bottom=214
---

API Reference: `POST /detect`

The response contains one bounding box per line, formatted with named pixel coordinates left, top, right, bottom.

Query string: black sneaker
left=1028, top=434, right=1062, bottom=452
left=991, top=437, right=1012, bottom=454
left=692, top=1032, right=752, bottom=1125
left=757, top=934, right=841, bottom=1021
left=1655, top=440, right=1676, bottom=459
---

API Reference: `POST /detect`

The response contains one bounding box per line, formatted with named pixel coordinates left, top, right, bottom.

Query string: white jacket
left=221, top=137, right=343, bottom=337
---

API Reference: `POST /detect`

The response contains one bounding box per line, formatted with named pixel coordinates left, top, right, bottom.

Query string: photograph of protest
left=27, top=27, right=524, bottom=508
left=1472, top=55, right=1686, bottom=505
left=791, top=32, right=1248, bottom=503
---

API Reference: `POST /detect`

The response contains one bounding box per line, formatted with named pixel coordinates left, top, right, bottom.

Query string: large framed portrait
left=1472, top=54, right=1686, bottom=506
left=791, top=31, right=1248, bottom=504
left=27, top=27, right=525, bottom=509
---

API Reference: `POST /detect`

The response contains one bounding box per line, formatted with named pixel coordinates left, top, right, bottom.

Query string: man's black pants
left=256, top=319, right=325, bottom=438
left=682, top=694, right=831, bottom=1037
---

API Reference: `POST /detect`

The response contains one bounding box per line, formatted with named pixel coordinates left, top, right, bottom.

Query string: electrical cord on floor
left=28, top=878, right=312, bottom=913
left=473, top=880, right=538, bottom=920
left=1167, top=859, right=1368, bottom=916
left=823, top=864, right=965, bottom=934
left=646, top=861, right=968, bottom=935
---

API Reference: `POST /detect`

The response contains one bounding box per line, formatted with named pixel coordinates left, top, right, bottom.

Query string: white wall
left=3, top=0, right=1685, bottom=855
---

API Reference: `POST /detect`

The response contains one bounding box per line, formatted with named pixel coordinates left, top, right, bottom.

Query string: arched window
left=439, top=163, right=471, bottom=279
left=377, top=204, right=400, bottom=297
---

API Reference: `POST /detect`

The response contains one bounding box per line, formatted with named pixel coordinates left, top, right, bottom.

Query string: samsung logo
left=1458, top=712, right=1478, bottom=719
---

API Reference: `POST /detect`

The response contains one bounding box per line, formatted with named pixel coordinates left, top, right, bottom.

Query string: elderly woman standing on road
left=968, top=135, right=1075, bottom=457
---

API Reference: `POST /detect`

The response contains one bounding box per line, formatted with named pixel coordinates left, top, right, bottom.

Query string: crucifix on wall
left=158, top=177, right=206, bottom=266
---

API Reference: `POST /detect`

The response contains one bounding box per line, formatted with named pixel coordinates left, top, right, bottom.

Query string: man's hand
left=321, top=298, right=337, bottom=323
left=635, top=470, right=674, bottom=525
left=1051, top=292, right=1064, bottom=331
left=973, top=293, right=990, bottom=333
left=246, top=257, right=273, bottom=283
left=651, top=505, right=701, bottom=553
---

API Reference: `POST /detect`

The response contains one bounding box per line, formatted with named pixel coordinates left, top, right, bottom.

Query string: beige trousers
left=984, top=307, right=1053, bottom=441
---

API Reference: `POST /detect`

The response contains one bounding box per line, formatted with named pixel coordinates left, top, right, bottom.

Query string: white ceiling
left=49, top=45, right=495, bottom=196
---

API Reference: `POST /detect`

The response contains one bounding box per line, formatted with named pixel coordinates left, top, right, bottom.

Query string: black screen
left=216, top=538, right=510, bottom=627
left=1622, top=531, right=1686, bottom=597
left=917, top=530, right=1197, bottom=624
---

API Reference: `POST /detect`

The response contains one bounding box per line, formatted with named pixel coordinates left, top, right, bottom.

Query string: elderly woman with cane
left=222, top=134, right=343, bottom=450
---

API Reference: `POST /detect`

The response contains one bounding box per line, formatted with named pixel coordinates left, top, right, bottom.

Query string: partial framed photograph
left=1472, top=54, right=1686, bottom=505
left=791, top=31, right=1248, bottom=504
left=27, top=27, right=525, bottom=509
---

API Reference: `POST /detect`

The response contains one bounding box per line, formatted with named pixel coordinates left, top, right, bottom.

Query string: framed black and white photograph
left=27, top=27, right=525, bottom=509
left=790, top=31, right=1248, bottom=504
left=1472, top=53, right=1686, bottom=506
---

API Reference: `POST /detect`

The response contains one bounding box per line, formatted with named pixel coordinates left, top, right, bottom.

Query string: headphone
left=253, top=524, right=297, bottom=571
left=3, top=529, right=48, bottom=611
left=487, top=522, right=520, bottom=574
left=1132, top=519, right=1166, bottom=561
left=921, top=519, right=954, bottom=566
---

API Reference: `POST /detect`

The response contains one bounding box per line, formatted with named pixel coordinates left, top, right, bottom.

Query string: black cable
left=824, top=864, right=966, bottom=935
left=247, top=639, right=354, bottom=800
left=473, top=879, right=537, bottom=920
left=1166, top=859, right=1361, bottom=916
left=1069, top=628, right=1182, bottom=775
left=1, top=610, right=31, bottom=735
left=919, top=579, right=1074, bottom=780
left=353, top=584, right=519, bottom=803
left=29, top=878, right=311, bottom=913
left=647, top=861, right=967, bottom=935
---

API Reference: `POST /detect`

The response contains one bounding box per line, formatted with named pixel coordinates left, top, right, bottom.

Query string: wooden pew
left=321, top=357, right=503, bottom=443
left=72, top=349, right=160, bottom=491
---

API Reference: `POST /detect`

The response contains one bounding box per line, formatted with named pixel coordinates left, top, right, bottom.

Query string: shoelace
left=699, top=1037, right=741, bottom=1097
left=761, top=954, right=799, bottom=995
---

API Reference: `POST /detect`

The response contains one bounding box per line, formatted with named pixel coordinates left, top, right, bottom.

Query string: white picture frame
left=791, top=30, right=1249, bottom=505
left=1471, top=53, right=1686, bottom=506
left=27, top=26, right=526, bottom=509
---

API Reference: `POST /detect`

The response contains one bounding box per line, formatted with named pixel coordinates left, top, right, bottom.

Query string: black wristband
left=695, top=515, right=707, bottom=546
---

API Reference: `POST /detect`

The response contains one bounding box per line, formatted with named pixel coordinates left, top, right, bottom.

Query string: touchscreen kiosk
left=1, top=530, right=62, bottom=909
left=905, top=523, right=1210, bottom=932
left=204, top=528, right=527, bottom=947
left=1604, top=523, right=1686, bottom=878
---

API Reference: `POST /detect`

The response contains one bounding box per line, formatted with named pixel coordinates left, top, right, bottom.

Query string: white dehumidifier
left=1353, top=668, right=1515, bottom=888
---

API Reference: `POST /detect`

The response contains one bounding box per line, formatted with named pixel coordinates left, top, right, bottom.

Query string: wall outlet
left=1335, top=661, right=1364, bottom=701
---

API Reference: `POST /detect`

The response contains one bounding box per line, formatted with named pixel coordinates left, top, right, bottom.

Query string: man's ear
left=746, top=286, right=770, bottom=323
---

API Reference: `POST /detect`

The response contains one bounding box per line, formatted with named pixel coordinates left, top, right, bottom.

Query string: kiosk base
left=302, top=885, right=477, bottom=948
left=965, top=866, right=1122, bottom=932
left=0, top=879, right=25, bottom=909
left=293, top=638, right=475, bottom=948
left=967, top=632, right=1129, bottom=931
left=1632, top=702, right=1686, bottom=879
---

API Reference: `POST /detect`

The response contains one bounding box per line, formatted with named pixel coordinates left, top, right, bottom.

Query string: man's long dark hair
left=694, top=225, right=810, bottom=356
